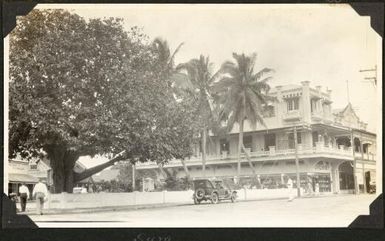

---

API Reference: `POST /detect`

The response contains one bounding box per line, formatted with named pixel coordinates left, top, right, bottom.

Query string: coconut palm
left=175, top=55, right=221, bottom=177
left=152, top=38, right=184, bottom=85
left=151, top=38, right=192, bottom=180
left=213, top=52, right=274, bottom=182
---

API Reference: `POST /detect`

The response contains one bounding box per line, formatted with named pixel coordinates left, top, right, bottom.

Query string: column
left=301, top=81, right=311, bottom=123
left=276, top=85, right=283, bottom=124
left=315, top=86, right=322, bottom=113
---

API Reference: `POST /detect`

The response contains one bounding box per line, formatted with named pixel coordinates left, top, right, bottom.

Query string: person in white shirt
left=18, top=183, right=30, bottom=212
left=286, top=177, right=294, bottom=202
left=32, top=179, right=48, bottom=215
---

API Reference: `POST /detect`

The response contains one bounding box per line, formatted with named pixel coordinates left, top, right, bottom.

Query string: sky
left=34, top=4, right=382, bottom=168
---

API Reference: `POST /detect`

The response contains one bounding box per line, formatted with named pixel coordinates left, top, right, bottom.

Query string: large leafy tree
left=175, top=55, right=220, bottom=177
left=9, top=9, right=198, bottom=193
left=213, top=53, right=274, bottom=181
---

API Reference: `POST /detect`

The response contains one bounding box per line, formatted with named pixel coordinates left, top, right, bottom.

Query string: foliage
left=8, top=9, right=200, bottom=192
left=213, top=53, right=275, bottom=131
left=175, top=55, right=220, bottom=130
left=164, top=170, right=192, bottom=191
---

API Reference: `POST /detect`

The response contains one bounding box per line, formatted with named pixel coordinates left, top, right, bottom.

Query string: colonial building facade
left=136, top=81, right=377, bottom=194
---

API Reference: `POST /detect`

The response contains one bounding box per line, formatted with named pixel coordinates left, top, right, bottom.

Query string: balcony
left=311, top=111, right=323, bottom=121
left=354, top=152, right=376, bottom=161
left=283, top=110, right=301, bottom=121
left=311, top=111, right=334, bottom=124
left=136, top=143, right=355, bottom=169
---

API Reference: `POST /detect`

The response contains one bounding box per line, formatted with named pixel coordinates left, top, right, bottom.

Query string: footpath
left=21, top=193, right=339, bottom=216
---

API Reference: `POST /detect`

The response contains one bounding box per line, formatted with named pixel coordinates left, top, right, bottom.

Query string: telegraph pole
left=359, top=65, right=377, bottom=86
left=132, top=163, right=136, bottom=191
left=351, top=130, right=359, bottom=194
left=294, top=126, right=301, bottom=197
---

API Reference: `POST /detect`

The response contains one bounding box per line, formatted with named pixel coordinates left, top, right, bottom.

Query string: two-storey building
left=136, top=81, right=377, bottom=194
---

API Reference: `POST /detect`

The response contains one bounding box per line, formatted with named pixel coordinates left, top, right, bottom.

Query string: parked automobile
left=192, top=178, right=237, bottom=204
left=73, top=187, right=87, bottom=194
left=369, top=181, right=376, bottom=194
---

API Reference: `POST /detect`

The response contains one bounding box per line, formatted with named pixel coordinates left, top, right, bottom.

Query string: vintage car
left=368, top=181, right=376, bottom=194
left=192, top=178, right=237, bottom=204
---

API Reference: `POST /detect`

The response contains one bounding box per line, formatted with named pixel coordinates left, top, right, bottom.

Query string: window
left=264, top=133, right=276, bottom=150
left=288, top=132, right=302, bottom=149
left=312, top=131, right=319, bottom=147
left=262, top=105, right=275, bottom=118
left=287, top=98, right=299, bottom=111
left=243, top=136, right=252, bottom=150
left=30, top=164, right=37, bottom=170
left=311, top=99, right=318, bottom=113
left=220, top=139, right=230, bottom=154
left=363, top=143, right=369, bottom=154
left=322, top=103, right=329, bottom=114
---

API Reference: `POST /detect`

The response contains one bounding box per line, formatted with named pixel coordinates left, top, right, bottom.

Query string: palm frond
left=211, top=77, right=238, bottom=93
left=253, top=68, right=274, bottom=81
left=168, top=42, right=184, bottom=67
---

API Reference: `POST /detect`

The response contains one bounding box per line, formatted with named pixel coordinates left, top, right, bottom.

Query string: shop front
left=338, top=161, right=355, bottom=192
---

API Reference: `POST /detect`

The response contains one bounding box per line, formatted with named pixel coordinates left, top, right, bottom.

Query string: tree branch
left=73, top=151, right=127, bottom=182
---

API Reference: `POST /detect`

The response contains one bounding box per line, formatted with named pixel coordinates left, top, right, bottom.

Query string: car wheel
left=193, top=197, right=200, bottom=205
left=195, top=188, right=205, bottom=199
left=231, top=192, right=237, bottom=203
left=211, top=192, right=219, bottom=204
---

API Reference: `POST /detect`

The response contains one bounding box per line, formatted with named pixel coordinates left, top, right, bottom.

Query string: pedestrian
left=307, top=177, right=314, bottom=196
left=32, top=179, right=48, bottom=215
left=18, top=183, right=30, bottom=212
left=315, top=182, right=320, bottom=196
left=287, top=177, right=294, bottom=202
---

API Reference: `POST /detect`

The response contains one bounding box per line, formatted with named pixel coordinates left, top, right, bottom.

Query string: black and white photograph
left=2, top=3, right=383, bottom=228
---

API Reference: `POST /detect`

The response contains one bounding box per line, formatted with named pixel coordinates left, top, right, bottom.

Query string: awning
left=8, top=173, right=39, bottom=184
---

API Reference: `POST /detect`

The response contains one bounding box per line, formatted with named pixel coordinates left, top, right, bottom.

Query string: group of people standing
left=16, top=179, right=49, bottom=215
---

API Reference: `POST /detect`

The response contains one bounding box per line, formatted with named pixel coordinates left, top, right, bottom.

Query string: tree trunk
left=46, top=145, right=79, bottom=193
left=242, top=145, right=259, bottom=188
left=202, top=128, right=207, bottom=177
left=52, top=158, right=65, bottom=194
left=237, top=119, right=244, bottom=182
left=63, top=150, right=78, bottom=193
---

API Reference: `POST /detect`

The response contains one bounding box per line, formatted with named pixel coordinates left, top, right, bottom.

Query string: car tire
left=231, top=192, right=237, bottom=203
left=193, top=197, right=200, bottom=205
left=195, top=188, right=205, bottom=199
left=211, top=192, right=219, bottom=204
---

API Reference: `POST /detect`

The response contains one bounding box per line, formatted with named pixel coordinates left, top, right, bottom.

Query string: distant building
left=8, top=158, right=51, bottom=197
left=136, top=82, right=377, bottom=194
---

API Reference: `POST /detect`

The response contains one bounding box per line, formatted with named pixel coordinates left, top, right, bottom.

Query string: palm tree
left=213, top=52, right=274, bottom=183
left=152, top=38, right=184, bottom=86
left=151, top=38, right=190, bottom=180
left=175, top=55, right=220, bottom=177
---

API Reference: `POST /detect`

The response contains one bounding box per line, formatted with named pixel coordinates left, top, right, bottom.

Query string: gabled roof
left=333, top=103, right=360, bottom=119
